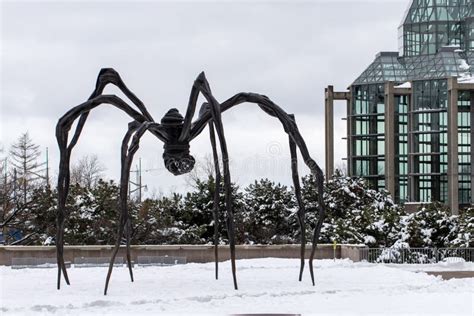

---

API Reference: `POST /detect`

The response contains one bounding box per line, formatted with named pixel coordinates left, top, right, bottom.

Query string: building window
left=351, top=84, right=385, bottom=190
left=395, top=95, right=409, bottom=203
left=458, top=91, right=472, bottom=205
left=411, top=79, right=448, bottom=203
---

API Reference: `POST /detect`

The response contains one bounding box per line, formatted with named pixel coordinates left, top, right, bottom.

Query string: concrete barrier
left=0, top=244, right=367, bottom=266
left=341, top=244, right=366, bottom=262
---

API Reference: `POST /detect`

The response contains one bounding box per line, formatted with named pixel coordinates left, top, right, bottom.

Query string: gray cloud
left=1, top=0, right=407, bottom=195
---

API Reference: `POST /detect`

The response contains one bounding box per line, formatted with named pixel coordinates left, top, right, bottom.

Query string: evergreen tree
left=397, top=202, right=458, bottom=248
left=182, top=176, right=244, bottom=244
left=64, top=180, right=122, bottom=245
left=18, top=186, right=56, bottom=245
left=451, top=207, right=474, bottom=247
left=302, top=170, right=402, bottom=246
left=133, top=193, right=186, bottom=244
left=242, top=179, right=296, bottom=244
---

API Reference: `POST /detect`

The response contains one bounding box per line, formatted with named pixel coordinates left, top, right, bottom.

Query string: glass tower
left=339, top=0, right=474, bottom=211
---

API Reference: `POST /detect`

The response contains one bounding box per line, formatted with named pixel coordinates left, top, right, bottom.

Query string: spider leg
left=93, top=68, right=155, bottom=121
left=307, top=166, right=325, bottom=286
left=189, top=87, right=326, bottom=286
left=288, top=120, right=306, bottom=282
left=213, top=112, right=238, bottom=290
left=104, top=121, right=157, bottom=295
left=125, top=214, right=134, bottom=282
left=104, top=125, right=135, bottom=296
left=209, top=120, right=221, bottom=280
left=56, top=95, right=164, bottom=290
left=68, top=68, right=154, bottom=154
left=194, top=76, right=238, bottom=290
left=179, top=79, right=201, bottom=143
left=56, top=157, right=70, bottom=290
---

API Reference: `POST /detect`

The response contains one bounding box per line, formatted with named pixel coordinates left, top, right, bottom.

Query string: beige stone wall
left=0, top=244, right=368, bottom=266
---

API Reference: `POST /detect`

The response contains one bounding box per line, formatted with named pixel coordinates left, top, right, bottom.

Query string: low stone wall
left=341, top=244, right=366, bottom=262
left=0, top=244, right=367, bottom=266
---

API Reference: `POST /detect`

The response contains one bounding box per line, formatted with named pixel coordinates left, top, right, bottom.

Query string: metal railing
left=137, top=256, right=186, bottom=266
left=360, top=247, right=473, bottom=264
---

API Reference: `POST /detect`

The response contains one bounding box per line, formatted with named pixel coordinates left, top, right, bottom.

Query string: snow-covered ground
left=1, top=258, right=473, bottom=315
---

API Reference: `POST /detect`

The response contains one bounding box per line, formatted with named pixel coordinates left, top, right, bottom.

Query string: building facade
left=325, top=0, right=474, bottom=214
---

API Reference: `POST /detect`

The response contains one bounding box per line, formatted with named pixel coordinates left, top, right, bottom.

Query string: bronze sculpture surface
left=55, top=68, right=326, bottom=295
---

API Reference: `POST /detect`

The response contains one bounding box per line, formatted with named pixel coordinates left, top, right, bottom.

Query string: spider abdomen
left=161, top=108, right=195, bottom=175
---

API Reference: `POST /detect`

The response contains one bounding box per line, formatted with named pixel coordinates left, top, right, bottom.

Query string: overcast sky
left=1, top=0, right=408, bottom=197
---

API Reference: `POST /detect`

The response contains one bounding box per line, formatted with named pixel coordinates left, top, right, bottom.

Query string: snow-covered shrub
left=18, top=186, right=57, bottom=245
left=8, top=169, right=470, bottom=248
left=64, top=180, right=124, bottom=245
left=376, top=240, right=435, bottom=264
left=133, top=194, right=185, bottom=244
left=450, top=207, right=474, bottom=247
left=376, top=240, right=409, bottom=263
left=242, top=179, right=296, bottom=244
left=302, top=170, right=402, bottom=246
left=397, top=202, right=458, bottom=248
left=181, top=176, right=244, bottom=244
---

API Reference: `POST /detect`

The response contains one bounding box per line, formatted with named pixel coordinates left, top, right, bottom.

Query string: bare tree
left=70, top=154, right=106, bottom=188
left=9, top=132, right=41, bottom=204
left=2, top=133, right=40, bottom=242
left=0, top=146, right=11, bottom=243
left=335, top=162, right=348, bottom=176
left=185, top=153, right=219, bottom=188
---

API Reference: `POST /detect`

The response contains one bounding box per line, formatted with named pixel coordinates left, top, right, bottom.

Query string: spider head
left=161, top=108, right=195, bottom=175
left=163, top=152, right=195, bottom=175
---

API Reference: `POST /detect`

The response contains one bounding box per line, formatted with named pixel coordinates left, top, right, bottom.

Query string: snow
left=1, top=258, right=473, bottom=315
left=342, top=186, right=356, bottom=198
left=395, top=82, right=411, bottom=88
left=459, top=59, right=470, bottom=71
left=458, top=56, right=474, bottom=83
left=363, top=235, right=376, bottom=244
left=459, top=76, right=474, bottom=83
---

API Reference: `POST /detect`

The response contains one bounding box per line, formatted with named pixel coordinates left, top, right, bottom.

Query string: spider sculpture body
left=55, top=68, right=326, bottom=295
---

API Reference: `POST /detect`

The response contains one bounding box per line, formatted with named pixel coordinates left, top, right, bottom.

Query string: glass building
left=325, top=0, right=473, bottom=214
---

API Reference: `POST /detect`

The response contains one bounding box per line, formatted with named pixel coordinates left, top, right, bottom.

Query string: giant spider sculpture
left=55, top=68, right=326, bottom=295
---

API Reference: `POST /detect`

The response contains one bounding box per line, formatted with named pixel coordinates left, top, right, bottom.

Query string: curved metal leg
left=56, top=146, right=71, bottom=289
left=199, top=79, right=238, bottom=290
left=209, top=121, right=221, bottom=280
left=104, top=122, right=155, bottom=295
left=104, top=213, right=126, bottom=295
left=217, top=135, right=237, bottom=289
left=213, top=115, right=237, bottom=289
left=289, top=132, right=306, bottom=282
left=55, top=216, right=70, bottom=289
left=188, top=81, right=326, bottom=286
left=55, top=91, right=153, bottom=290
left=125, top=217, right=134, bottom=282
left=104, top=125, right=136, bottom=295
left=308, top=166, right=325, bottom=286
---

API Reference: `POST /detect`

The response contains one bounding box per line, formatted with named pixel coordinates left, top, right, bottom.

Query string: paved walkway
left=426, top=271, right=474, bottom=280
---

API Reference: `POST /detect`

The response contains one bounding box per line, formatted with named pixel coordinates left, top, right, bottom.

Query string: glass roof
left=402, top=0, right=472, bottom=25
left=399, top=0, right=473, bottom=56
left=403, top=49, right=471, bottom=79
left=353, top=53, right=408, bottom=85
left=353, top=48, right=472, bottom=85
left=352, top=0, right=474, bottom=86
